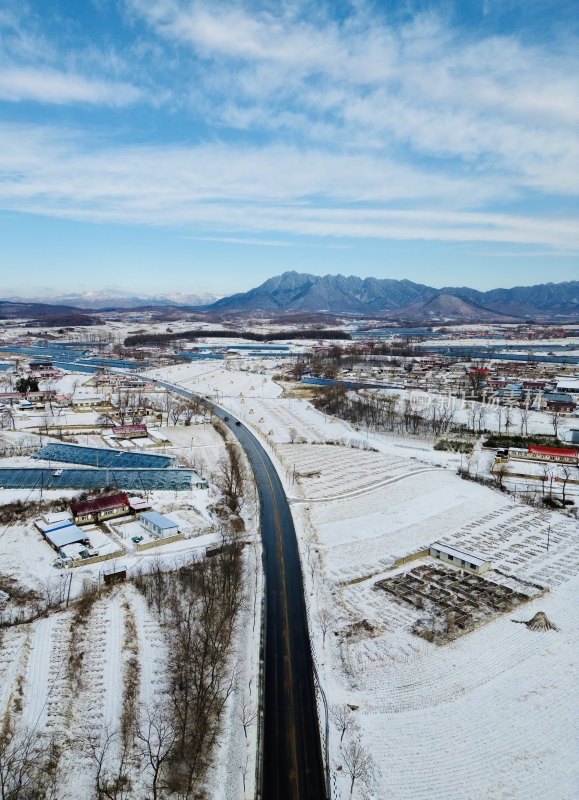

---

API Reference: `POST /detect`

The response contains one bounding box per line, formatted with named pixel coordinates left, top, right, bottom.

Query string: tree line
left=124, top=329, right=351, bottom=347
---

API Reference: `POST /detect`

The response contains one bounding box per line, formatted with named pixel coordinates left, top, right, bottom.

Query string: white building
left=555, top=377, right=579, bottom=395
left=140, top=511, right=179, bottom=539
left=429, top=542, right=491, bottom=574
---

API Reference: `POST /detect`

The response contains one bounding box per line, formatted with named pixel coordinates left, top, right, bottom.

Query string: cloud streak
left=0, top=123, right=576, bottom=250
left=125, top=1, right=579, bottom=197
left=0, top=67, right=142, bottom=106
left=0, top=0, right=577, bottom=266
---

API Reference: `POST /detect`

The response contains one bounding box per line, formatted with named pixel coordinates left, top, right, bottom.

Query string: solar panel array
left=0, top=468, right=194, bottom=491
left=34, top=443, right=173, bottom=469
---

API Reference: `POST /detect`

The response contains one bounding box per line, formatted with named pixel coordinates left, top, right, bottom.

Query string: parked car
left=132, top=535, right=144, bottom=543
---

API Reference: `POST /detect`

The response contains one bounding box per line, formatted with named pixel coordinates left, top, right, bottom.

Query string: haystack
left=513, top=611, right=559, bottom=632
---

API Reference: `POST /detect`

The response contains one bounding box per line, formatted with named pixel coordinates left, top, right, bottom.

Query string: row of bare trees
left=0, top=721, right=60, bottom=800
left=131, top=547, right=245, bottom=797
left=312, top=385, right=460, bottom=439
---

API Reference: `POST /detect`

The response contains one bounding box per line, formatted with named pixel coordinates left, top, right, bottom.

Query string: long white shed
left=429, top=542, right=491, bottom=574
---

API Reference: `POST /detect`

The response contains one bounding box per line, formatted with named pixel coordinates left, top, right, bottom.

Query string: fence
left=135, top=533, right=184, bottom=551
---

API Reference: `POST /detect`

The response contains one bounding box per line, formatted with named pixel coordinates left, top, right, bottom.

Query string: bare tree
left=136, top=707, right=177, bottom=800
left=560, top=466, right=572, bottom=505
left=88, top=728, right=132, bottom=800
left=477, top=404, right=488, bottom=434
left=519, top=402, right=530, bottom=436
left=493, top=462, right=509, bottom=491
left=318, top=607, right=335, bottom=646
left=239, top=752, right=250, bottom=796
left=503, top=405, right=513, bottom=435
left=495, top=403, right=504, bottom=435
left=236, top=695, right=258, bottom=740
left=181, top=398, right=203, bottom=426
left=215, top=443, right=245, bottom=514
left=0, top=726, right=59, bottom=800
left=549, top=408, right=562, bottom=439
left=331, top=705, right=356, bottom=744
left=341, top=737, right=372, bottom=798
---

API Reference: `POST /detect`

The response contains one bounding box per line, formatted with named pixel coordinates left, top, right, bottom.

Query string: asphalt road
left=155, top=380, right=327, bottom=799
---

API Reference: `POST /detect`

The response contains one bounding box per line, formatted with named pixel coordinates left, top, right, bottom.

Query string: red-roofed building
left=527, top=445, right=579, bottom=464
left=112, top=424, right=148, bottom=439
left=70, top=492, right=130, bottom=525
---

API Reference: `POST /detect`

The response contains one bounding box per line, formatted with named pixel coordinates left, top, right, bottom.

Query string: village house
left=140, top=510, right=179, bottom=539
left=70, top=492, right=131, bottom=525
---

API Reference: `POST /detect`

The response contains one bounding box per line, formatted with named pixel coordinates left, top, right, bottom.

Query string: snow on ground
left=282, top=439, right=579, bottom=799
left=149, top=363, right=579, bottom=800
left=2, top=357, right=577, bottom=798
left=0, top=363, right=263, bottom=799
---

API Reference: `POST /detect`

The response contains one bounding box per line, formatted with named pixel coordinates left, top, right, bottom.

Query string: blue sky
left=0, top=0, right=578, bottom=297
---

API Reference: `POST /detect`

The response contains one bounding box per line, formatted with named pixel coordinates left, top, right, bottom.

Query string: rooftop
left=528, top=445, right=579, bottom=459
left=45, top=524, right=88, bottom=549
left=430, top=541, right=490, bottom=568
left=70, top=492, right=129, bottom=516
left=140, top=511, right=178, bottom=530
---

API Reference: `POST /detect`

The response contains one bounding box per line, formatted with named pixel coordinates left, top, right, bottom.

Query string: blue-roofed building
left=140, top=511, right=179, bottom=539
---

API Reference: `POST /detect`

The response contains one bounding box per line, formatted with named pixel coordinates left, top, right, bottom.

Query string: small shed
left=191, top=471, right=209, bottom=489
left=44, top=523, right=89, bottom=551
left=140, top=511, right=179, bottom=539
left=102, top=565, right=127, bottom=585
left=128, top=496, right=151, bottom=513
left=430, top=542, right=491, bottom=574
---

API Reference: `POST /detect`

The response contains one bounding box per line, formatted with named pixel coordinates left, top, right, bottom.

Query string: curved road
left=155, top=380, right=327, bottom=800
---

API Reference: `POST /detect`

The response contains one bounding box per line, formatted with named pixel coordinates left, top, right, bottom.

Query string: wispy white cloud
left=124, top=1, right=579, bottom=197
left=0, top=67, right=142, bottom=106
left=0, top=0, right=577, bottom=260
left=0, top=122, right=576, bottom=250
left=183, top=235, right=351, bottom=249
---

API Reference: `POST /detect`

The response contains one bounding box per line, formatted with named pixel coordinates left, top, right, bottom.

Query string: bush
left=434, top=439, right=473, bottom=453
left=483, top=434, right=558, bottom=449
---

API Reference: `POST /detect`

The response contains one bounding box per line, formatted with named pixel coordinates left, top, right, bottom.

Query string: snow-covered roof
left=43, top=511, right=72, bottom=525
left=430, top=541, right=490, bottom=567
left=45, top=525, right=88, bottom=549
left=140, top=511, right=178, bottom=530
left=70, top=493, right=129, bottom=516
left=128, top=496, right=150, bottom=510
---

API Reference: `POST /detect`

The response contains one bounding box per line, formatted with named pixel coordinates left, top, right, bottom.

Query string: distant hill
left=5, top=289, right=220, bottom=310
left=0, top=300, right=89, bottom=320
left=208, top=272, right=579, bottom=321
left=4, top=274, right=578, bottom=323
left=387, top=293, right=520, bottom=323
left=210, top=272, right=435, bottom=314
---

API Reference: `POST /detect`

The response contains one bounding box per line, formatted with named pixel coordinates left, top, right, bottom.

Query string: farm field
left=292, top=457, right=579, bottom=799
left=155, top=362, right=577, bottom=800
left=1, top=354, right=577, bottom=799
left=0, top=548, right=262, bottom=800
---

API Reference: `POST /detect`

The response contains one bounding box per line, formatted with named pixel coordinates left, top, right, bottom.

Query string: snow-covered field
left=151, top=362, right=579, bottom=800
left=1, top=351, right=578, bottom=799
left=0, top=361, right=264, bottom=798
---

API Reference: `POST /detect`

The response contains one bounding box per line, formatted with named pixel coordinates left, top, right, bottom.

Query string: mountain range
left=3, top=273, right=579, bottom=322
left=208, top=272, right=579, bottom=320
left=3, top=289, right=219, bottom=310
